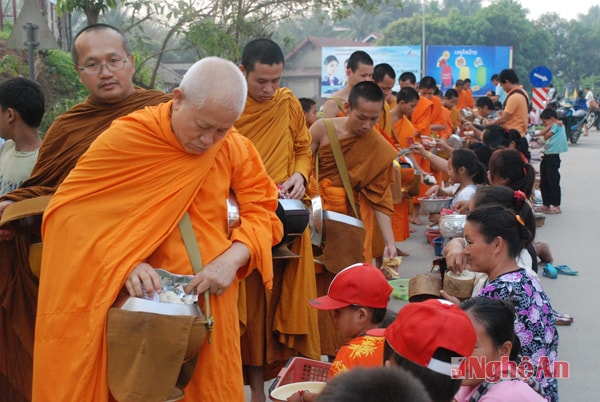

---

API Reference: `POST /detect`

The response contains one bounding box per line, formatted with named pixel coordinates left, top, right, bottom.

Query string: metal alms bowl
left=418, top=197, right=453, bottom=214
left=439, top=214, right=467, bottom=238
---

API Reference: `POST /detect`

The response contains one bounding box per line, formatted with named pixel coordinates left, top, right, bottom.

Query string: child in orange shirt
left=309, top=263, right=392, bottom=378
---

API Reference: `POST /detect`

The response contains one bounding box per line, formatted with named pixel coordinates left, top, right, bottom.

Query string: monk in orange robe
left=464, top=78, right=475, bottom=108
left=309, top=82, right=397, bottom=357
left=388, top=87, right=421, bottom=241
left=322, top=50, right=374, bottom=118
left=33, top=58, right=283, bottom=402
left=0, top=24, right=171, bottom=402
left=235, top=39, right=320, bottom=402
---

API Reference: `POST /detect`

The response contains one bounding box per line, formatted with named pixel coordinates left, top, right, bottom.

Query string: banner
left=321, top=46, right=421, bottom=98
left=426, top=46, right=513, bottom=96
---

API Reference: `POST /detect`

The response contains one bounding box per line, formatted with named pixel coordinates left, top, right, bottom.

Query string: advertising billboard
left=426, top=46, right=513, bottom=96
left=321, top=46, right=421, bottom=98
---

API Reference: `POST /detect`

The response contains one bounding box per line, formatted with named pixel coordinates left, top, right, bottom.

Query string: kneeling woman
left=463, top=205, right=558, bottom=402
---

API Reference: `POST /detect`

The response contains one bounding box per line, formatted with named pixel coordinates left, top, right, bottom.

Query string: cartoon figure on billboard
left=456, top=55, right=470, bottom=81
left=322, top=55, right=342, bottom=87
left=473, top=56, right=486, bottom=91
left=437, top=50, right=453, bottom=90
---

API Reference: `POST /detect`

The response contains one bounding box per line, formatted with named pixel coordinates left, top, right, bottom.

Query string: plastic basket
left=268, top=357, right=331, bottom=399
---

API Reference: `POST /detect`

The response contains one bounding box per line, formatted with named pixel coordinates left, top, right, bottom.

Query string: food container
left=408, top=273, right=441, bottom=302
left=269, top=357, right=331, bottom=401
left=443, top=270, right=476, bottom=300
left=418, top=197, right=453, bottom=214
left=425, top=230, right=441, bottom=245
left=439, top=214, right=467, bottom=238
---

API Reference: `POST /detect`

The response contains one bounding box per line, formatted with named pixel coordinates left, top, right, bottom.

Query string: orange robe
left=464, top=88, right=475, bottom=108
left=410, top=97, right=434, bottom=201
left=0, top=88, right=171, bottom=402
left=436, top=106, right=454, bottom=139
left=234, top=88, right=320, bottom=373
left=309, top=129, right=396, bottom=356
left=328, top=335, right=385, bottom=378
left=429, top=95, right=445, bottom=135
left=457, top=90, right=470, bottom=111
left=32, top=101, right=283, bottom=402
left=390, top=116, right=417, bottom=241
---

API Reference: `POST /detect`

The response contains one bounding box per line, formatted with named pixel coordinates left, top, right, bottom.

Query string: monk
left=309, top=81, right=398, bottom=357
left=235, top=38, right=320, bottom=402
left=388, top=87, right=421, bottom=242
left=322, top=50, right=374, bottom=118
left=463, top=78, right=475, bottom=109
left=0, top=23, right=171, bottom=402
left=32, top=57, right=282, bottom=402
left=399, top=72, right=433, bottom=225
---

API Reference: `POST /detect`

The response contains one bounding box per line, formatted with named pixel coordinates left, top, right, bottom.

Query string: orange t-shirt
left=328, top=335, right=385, bottom=378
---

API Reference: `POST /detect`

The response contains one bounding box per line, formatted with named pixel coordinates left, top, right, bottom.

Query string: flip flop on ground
left=554, top=264, right=578, bottom=276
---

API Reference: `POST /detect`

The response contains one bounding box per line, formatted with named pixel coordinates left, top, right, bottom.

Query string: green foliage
left=56, top=0, right=118, bottom=15
left=42, top=50, right=86, bottom=96
left=0, top=54, right=27, bottom=76
left=185, top=21, right=241, bottom=61
left=0, top=23, right=12, bottom=40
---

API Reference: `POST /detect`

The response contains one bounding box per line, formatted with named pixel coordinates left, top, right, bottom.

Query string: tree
left=56, top=0, right=118, bottom=25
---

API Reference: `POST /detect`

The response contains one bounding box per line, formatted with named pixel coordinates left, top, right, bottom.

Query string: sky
left=512, top=0, right=597, bottom=21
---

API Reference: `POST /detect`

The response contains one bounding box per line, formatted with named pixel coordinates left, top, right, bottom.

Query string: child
left=309, top=263, right=392, bottom=378
left=0, top=77, right=45, bottom=196
left=383, top=299, right=477, bottom=402
left=299, top=97, right=318, bottom=128
left=455, top=297, right=546, bottom=402
left=537, top=108, right=568, bottom=214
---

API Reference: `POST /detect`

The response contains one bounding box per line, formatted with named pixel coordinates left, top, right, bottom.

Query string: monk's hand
left=280, top=172, right=306, bottom=200
left=185, top=242, right=250, bottom=296
left=443, top=237, right=467, bottom=274
left=383, top=242, right=397, bottom=260
left=0, top=201, right=15, bottom=241
left=125, top=262, right=162, bottom=298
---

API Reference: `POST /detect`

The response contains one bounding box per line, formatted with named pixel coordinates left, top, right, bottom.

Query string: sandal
left=543, top=263, right=558, bottom=279
left=554, top=264, right=578, bottom=276
left=554, top=311, right=574, bottom=326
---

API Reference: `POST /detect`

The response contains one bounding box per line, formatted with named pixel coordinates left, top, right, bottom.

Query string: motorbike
left=585, top=105, right=600, bottom=131
left=548, top=98, right=586, bottom=144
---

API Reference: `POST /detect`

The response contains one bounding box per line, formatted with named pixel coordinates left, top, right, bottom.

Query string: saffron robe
left=0, top=88, right=171, bottom=402
left=309, top=128, right=396, bottom=356
left=32, top=101, right=283, bottom=402
left=234, top=88, right=320, bottom=372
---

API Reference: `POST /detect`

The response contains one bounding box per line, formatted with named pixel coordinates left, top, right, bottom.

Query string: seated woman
left=455, top=297, right=546, bottom=402
left=457, top=205, right=559, bottom=402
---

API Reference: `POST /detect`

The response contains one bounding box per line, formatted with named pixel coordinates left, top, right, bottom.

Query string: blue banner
left=321, top=46, right=421, bottom=98
left=426, top=46, right=513, bottom=96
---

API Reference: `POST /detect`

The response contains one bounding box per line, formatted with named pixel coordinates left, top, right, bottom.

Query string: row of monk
left=0, top=22, right=532, bottom=402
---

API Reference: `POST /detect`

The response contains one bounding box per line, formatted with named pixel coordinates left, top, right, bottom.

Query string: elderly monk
left=235, top=38, right=320, bottom=402
left=32, top=57, right=282, bottom=402
left=0, top=23, right=171, bottom=402
left=322, top=50, right=374, bottom=118
left=309, top=81, right=398, bottom=357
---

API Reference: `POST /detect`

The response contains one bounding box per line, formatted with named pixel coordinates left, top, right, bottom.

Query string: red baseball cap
left=309, top=263, right=392, bottom=310
left=384, top=299, right=476, bottom=376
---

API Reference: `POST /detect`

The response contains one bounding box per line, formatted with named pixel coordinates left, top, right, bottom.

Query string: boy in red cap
left=309, top=263, right=392, bottom=378
left=383, top=299, right=477, bottom=402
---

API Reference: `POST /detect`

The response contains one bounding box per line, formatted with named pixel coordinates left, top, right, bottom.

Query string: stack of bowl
left=439, top=214, right=467, bottom=239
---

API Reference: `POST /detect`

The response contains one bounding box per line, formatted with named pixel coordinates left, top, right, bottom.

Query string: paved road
left=249, top=131, right=598, bottom=401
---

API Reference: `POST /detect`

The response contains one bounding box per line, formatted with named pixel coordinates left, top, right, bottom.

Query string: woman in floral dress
left=463, top=205, right=559, bottom=402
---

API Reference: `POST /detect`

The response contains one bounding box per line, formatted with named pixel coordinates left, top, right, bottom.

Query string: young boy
left=299, top=97, right=318, bottom=128
left=537, top=108, right=568, bottom=214
left=383, top=299, right=477, bottom=402
left=309, top=263, right=392, bottom=378
left=0, top=77, right=45, bottom=196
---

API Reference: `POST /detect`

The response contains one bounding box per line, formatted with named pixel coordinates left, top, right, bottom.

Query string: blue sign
left=530, top=66, right=553, bottom=88
left=426, top=46, right=513, bottom=96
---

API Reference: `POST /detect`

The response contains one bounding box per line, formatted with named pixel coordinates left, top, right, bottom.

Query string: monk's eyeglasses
left=75, top=57, right=130, bottom=75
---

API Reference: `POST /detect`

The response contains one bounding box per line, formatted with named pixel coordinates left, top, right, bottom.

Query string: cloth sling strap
left=321, top=118, right=360, bottom=219
left=178, top=211, right=214, bottom=342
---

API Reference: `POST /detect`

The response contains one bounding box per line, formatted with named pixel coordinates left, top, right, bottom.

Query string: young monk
left=235, top=38, right=320, bottom=402
left=309, top=81, right=398, bottom=358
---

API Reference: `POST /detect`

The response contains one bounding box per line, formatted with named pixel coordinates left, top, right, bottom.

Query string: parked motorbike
left=585, top=106, right=600, bottom=131
left=548, top=98, right=586, bottom=144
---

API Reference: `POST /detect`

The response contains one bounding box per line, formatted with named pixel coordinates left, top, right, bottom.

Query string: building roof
left=285, top=36, right=372, bottom=61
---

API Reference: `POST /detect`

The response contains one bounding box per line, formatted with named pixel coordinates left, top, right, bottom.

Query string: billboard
left=321, top=46, right=421, bottom=98
left=426, top=46, right=513, bottom=96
